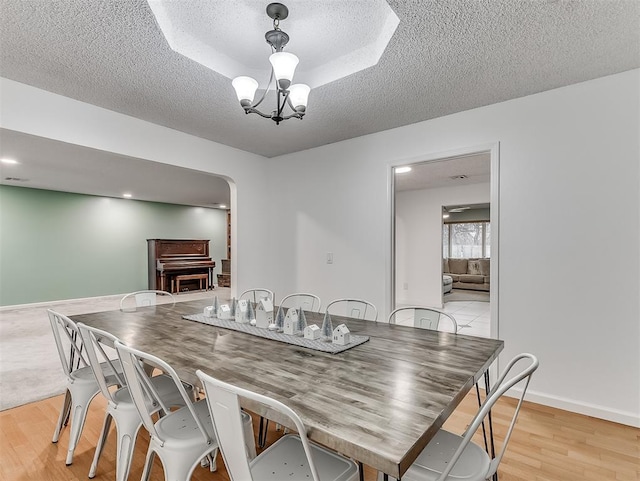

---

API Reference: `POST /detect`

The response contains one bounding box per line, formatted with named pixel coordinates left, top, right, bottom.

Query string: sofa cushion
left=468, top=260, right=482, bottom=275
left=479, top=259, right=490, bottom=276
left=458, top=274, right=484, bottom=284
left=448, top=274, right=460, bottom=282
left=448, top=258, right=468, bottom=274
left=483, top=275, right=490, bottom=284
left=443, top=258, right=450, bottom=273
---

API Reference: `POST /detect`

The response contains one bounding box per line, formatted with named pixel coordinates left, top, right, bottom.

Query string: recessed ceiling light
left=395, top=166, right=412, bottom=174
left=123, top=193, right=133, bottom=198
left=443, top=214, right=450, bottom=219
left=1, top=158, right=19, bottom=164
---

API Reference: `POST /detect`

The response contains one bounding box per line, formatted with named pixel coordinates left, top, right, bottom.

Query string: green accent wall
left=0, top=185, right=227, bottom=306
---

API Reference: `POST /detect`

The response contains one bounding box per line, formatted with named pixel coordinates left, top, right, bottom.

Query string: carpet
left=0, top=289, right=226, bottom=411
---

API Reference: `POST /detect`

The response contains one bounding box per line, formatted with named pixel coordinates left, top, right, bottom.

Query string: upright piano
left=147, top=239, right=216, bottom=293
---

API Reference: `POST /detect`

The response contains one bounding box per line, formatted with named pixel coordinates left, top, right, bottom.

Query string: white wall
left=0, top=78, right=274, bottom=297
left=396, top=183, right=490, bottom=307
left=268, top=70, right=640, bottom=427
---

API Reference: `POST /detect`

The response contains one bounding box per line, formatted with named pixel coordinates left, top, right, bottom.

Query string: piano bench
left=173, top=273, right=209, bottom=293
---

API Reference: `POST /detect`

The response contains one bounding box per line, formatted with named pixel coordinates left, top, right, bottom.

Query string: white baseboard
left=0, top=293, right=124, bottom=312
left=511, top=387, right=640, bottom=428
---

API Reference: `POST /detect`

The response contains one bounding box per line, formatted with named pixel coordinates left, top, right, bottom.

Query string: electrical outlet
left=327, top=252, right=333, bottom=264
left=403, top=283, right=408, bottom=290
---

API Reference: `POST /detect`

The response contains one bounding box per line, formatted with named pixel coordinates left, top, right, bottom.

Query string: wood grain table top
left=72, top=298, right=503, bottom=478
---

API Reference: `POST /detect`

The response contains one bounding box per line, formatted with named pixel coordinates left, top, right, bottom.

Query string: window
left=443, top=222, right=490, bottom=258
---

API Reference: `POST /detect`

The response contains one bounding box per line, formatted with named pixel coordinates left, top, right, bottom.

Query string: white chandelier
left=231, top=3, right=310, bottom=125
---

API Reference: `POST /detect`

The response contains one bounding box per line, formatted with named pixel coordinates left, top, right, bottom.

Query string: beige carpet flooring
left=0, top=289, right=228, bottom=411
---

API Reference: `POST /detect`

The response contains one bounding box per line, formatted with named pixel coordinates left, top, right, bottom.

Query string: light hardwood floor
left=1, top=389, right=637, bottom=481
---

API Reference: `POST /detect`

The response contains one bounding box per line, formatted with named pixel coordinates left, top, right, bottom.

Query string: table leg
left=476, top=383, right=489, bottom=454
left=258, top=417, right=269, bottom=448
left=483, top=369, right=498, bottom=481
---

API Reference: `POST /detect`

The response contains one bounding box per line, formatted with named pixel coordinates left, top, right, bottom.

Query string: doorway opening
left=390, top=144, right=499, bottom=339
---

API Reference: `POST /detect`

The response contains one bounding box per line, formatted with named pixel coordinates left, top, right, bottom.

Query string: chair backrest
left=239, top=288, right=275, bottom=306
left=119, top=290, right=175, bottom=311
left=388, top=306, right=458, bottom=332
left=113, top=340, right=210, bottom=446
left=196, top=369, right=323, bottom=481
left=279, top=293, right=322, bottom=313
left=436, top=353, right=539, bottom=481
left=325, top=299, right=378, bottom=322
left=77, top=323, right=126, bottom=403
left=48, top=309, right=90, bottom=377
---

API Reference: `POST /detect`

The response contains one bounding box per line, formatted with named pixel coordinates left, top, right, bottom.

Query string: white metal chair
left=77, top=323, right=197, bottom=481
left=326, top=298, right=378, bottom=322
left=388, top=306, right=459, bottom=333
left=378, top=353, right=538, bottom=481
left=279, top=293, right=322, bottom=313
left=114, top=340, right=256, bottom=481
left=47, top=309, right=123, bottom=466
left=196, top=369, right=359, bottom=481
left=119, top=290, right=175, bottom=311
left=239, top=288, right=275, bottom=306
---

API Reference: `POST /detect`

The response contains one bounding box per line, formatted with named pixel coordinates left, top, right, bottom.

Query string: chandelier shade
left=231, top=3, right=310, bottom=125
left=288, top=84, right=310, bottom=110
left=269, top=52, right=299, bottom=89
left=232, top=76, right=259, bottom=105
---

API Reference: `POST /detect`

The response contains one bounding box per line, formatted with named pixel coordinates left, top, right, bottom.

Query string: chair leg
left=114, top=414, right=143, bottom=481
left=65, top=395, right=94, bottom=465
left=242, top=413, right=257, bottom=459
left=52, top=389, right=72, bottom=443
left=89, top=411, right=113, bottom=478
left=141, top=448, right=156, bottom=481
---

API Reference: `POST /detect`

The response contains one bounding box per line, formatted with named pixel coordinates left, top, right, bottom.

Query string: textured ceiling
left=0, top=129, right=231, bottom=208
left=148, top=0, right=399, bottom=89
left=394, top=152, right=490, bottom=192
left=1, top=0, right=638, bottom=159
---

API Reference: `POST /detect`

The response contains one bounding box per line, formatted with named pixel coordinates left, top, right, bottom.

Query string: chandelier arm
left=276, top=89, right=289, bottom=119
left=280, top=112, right=304, bottom=120
left=243, top=107, right=274, bottom=119
left=251, top=68, right=275, bottom=110
left=285, top=95, right=304, bottom=114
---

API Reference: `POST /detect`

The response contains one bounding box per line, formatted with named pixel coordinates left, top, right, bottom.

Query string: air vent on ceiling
left=4, top=177, right=29, bottom=182
left=450, top=175, right=468, bottom=180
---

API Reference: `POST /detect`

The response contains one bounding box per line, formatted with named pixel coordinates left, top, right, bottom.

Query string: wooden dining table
left=71, top=298, right=503, bottom=479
